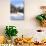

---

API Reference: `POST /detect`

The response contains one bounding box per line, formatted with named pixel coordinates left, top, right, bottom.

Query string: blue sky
left=11, top=0, right=24, bottom=7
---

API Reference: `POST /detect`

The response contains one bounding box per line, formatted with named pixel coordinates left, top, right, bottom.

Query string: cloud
left=11, top=0, right=24, bottom=7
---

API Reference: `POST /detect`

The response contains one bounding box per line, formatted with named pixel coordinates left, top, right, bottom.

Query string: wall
left=0, top=0, right=46, bottom=38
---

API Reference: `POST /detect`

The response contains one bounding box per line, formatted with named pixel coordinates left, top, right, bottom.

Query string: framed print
left=10, top=0, right=24, bottom=20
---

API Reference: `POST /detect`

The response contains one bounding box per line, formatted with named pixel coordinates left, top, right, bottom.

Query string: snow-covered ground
left=11, top=12, right=24, bottom=20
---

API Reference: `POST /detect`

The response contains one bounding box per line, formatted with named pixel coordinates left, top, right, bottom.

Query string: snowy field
left=11, top=12, right=24, bottom=20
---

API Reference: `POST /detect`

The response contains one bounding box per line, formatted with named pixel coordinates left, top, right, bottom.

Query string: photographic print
left=10, top=0, right=24, bottom=20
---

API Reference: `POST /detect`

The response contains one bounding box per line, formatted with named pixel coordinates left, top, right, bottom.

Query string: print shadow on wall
left=10, top=0, right=24, bottom=20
